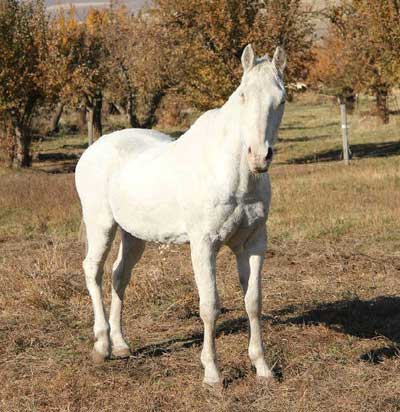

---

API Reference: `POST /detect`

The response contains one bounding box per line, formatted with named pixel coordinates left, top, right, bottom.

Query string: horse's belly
left=113, top=202, right=188, bottom=244
left=109, top=163, right=188, bottom=244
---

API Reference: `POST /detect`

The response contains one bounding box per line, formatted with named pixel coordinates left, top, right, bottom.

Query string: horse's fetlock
left=249, top=347, right=264, bottom=363
left=248, top=336, right=265, bottom=358
left=201, top=350, right=217, bottom=366
left=94, top=327, right=110, bottom=341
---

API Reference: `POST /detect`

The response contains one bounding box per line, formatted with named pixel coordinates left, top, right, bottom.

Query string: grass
left=0, top=95, right=399, bottom=411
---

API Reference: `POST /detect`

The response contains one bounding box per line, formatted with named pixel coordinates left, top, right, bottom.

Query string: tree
left=103, top=6, right=141, bottom=127
left=47, top=7, right=110, bottom=144
left=315, top=0, right=400, bottom=123
left=308, top=28, right=357, bottom=109
left=152, top=0, right=315, bottom=110
left=0, top=0, right=48, bottom=167
left=104, top=6, right=178, bottom=128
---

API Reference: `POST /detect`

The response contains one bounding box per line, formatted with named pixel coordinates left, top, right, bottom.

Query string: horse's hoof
left=203, top=378, right=223, bottom=391
left=112, top=347, right=131, bottom=359
left=92, top=349, right=107, bottom=364
left=256, top=373, right=274, bottom=384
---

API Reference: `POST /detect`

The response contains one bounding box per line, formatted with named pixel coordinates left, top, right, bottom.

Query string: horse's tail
left=78, top=219, right=88, bottom=255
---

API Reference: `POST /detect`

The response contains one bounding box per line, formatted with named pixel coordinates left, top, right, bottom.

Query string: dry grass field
left=1, top=95, right=400, bottom=411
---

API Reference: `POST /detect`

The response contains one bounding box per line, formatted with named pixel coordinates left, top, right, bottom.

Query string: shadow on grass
left=35, top=161, right=78, bottom=174
left=129, top=315, right=249, bottom=359
left=286, top=140, right=400, bottom=164
left=280, top=134, right=330, bottom=143
left=61, top=143, right=88, bottom=150
left=360, top=346, right=400, bottom=364
left=129, top=296, right=400, bottom=367
left=34, top=152, right=82, bottom=174
left=37, top=152, right=79, bottom=162
left=281, top=122, right=338, bottom=131
left=278, top=296, right=400, bottom=363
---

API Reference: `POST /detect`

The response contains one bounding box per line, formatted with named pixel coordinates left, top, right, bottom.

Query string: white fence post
left=340, top=103, right=350, bottom=165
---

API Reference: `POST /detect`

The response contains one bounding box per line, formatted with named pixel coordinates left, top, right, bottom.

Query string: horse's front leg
left=190, top=238, right=221, bottom=386
left=234, top=226, right=272, bottom=380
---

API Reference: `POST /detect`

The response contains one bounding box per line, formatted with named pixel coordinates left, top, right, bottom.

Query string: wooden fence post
left=340, top=103, right=350, bottom=165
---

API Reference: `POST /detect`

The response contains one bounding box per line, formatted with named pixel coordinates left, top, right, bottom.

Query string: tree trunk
left=78, top=106, right=87, bottom=132
left=375, top=86, right=389, bottom=124
left=141, top=90, right=165, bottom=129
left=106, top=102, right=119, bottom=115
left=86, top=93, right=103, bottom=145
left=0, top=119, right=15, bottom=167
left=114, top=103, right=126, bottom=115
left=87, top=107, right=94, bottom=146
left=7, top=98, right=36, bottom=168
left=127, top=93, right=140, bottom=128
left=93, top=94, right=103, bottom=139
left=48, top=102, right=64, bottom=135
left=13, top=123, right=31, bottom=168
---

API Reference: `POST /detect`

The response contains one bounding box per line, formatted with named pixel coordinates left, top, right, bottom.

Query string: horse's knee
left=199, top=301, right=220, bottom=324
left=84, top=256, right=106, bottom=283
left=245, top=294, right=261, bottom=319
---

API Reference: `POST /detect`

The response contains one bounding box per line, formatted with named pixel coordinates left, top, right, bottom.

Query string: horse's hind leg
left=83, top=218, right=117, bottom=364
left=109, top=230, right=145, bottom=358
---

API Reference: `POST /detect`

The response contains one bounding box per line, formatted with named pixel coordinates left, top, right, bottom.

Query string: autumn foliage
left=153, top=0, right=315, bottom=109
left=0, top=0, right=48, bottom=167
left=309, top=0, right=400, bottom=123
left=1, top=0, right=398, bottom=167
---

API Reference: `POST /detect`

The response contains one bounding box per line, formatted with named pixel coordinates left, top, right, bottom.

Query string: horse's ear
left=272, top=46, right=287, bottom=75
left=241, top=44, right=256, bottom=73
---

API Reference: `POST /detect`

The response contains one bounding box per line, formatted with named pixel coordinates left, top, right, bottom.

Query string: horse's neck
left=179, top=99, right=257, bottom=196
left=218, top=104, right=256, bottom=194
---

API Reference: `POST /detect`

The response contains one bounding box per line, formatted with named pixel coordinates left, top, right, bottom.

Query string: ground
left=0, top=94, right=400, bottom=411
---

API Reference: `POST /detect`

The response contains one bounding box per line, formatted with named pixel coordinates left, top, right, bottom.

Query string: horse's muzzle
left=248, top=147, right=273, bottom=173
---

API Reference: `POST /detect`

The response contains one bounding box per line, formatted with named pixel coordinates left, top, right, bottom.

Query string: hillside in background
left=46, top=0, right=148, bottom=15
left=45, top=0, right=332, bottom=36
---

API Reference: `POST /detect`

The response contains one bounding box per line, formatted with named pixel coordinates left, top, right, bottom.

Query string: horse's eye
left=240, top=92, right=245, bottom=103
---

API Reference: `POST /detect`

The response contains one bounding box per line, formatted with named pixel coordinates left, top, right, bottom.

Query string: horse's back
left=102, top=128, right=172, bottom=156
left=75, top=128, right=172, bottom=224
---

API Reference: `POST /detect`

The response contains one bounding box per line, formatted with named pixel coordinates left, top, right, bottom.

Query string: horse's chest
left=213, top=199, right=268, bottom=243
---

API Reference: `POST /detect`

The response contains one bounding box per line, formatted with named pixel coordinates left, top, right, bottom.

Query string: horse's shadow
left=129, top=316, right=249, bottom=359
left=274, top=296, right=400, bottom=364
left=129, top=296, right=400, bottom=366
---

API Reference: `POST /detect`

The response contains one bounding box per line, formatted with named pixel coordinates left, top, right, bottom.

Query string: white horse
left=75, top=44, right=286, bottom=386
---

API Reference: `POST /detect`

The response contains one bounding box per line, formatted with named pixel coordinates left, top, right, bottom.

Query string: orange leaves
left=152, top=0, right=315, bottom=109
left=315, top=0, right=400, bottom=95
left=86, top=7, right=110, bottom=35
left=308, top=32, right=353, bottom=94
left=46, top=6, right=110, bottom=106
left=0, top=0, right=48, bottom=114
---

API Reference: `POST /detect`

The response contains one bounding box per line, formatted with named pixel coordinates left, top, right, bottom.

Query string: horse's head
left=237, top=44, right=286, bottom=173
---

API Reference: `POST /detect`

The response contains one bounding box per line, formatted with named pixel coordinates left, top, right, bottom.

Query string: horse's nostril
left=248, top=147, right=252, bottom=154
left=265, top=147, right=273, bottom=161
